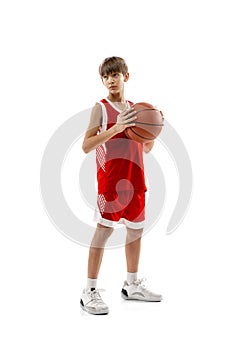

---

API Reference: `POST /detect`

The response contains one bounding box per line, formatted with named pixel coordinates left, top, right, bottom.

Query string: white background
left=1, top=0, right=233, bottom=349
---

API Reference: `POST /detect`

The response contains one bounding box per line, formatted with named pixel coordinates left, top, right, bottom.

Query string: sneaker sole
left=121, top=292, right=162, bottom=302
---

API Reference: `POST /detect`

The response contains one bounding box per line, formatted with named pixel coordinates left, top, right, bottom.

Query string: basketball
left=125, top=102, right=164, bottom=143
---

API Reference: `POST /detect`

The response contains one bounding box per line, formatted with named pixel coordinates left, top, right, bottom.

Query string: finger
left=122, top=110, right=137, bottom=120
left=123, top=107, right=135, bottom=116
left=124, top=115, right=137, bottom=124
left=125, top=122, right=136, bottom=128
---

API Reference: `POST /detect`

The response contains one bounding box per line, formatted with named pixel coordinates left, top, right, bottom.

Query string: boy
left=80, top=57, right=162, bottom=315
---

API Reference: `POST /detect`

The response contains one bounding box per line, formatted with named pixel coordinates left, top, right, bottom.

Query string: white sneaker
left=80, top=288, right=109, bottom=315
left=121, top=278, right=162, bottom=302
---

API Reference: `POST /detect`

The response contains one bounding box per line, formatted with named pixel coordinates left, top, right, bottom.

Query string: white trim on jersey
left=97, top=101, right=108, bottom=153
left=97, top=101, right=108, bottom=133
left=105, top=97, right=130, bottom=113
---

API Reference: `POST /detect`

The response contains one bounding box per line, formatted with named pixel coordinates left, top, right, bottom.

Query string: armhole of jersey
left=97, top=101, right=108, bottom=133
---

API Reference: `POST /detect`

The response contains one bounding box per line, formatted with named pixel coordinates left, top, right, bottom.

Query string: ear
left=124, top=72, right=129, bottom=82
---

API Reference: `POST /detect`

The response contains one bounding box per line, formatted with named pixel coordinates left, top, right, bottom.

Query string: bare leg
left=88, top=223, right=113, bottom=279
left=125, top=228, right=143, bottom=273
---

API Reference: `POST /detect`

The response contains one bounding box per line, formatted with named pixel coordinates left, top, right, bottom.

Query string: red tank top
left=96, top=98, right=147, bottom=194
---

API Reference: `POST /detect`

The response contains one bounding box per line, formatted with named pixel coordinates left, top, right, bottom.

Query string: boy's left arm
left=143, top=141, right=154, bottom=153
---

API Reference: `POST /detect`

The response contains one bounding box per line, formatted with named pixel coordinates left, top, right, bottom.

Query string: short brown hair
left=99, top=56, right=128, bottom=77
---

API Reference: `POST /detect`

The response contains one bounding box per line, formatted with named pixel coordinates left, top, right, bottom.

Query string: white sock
left=127, top=272, right=138, bottom=284
left=86, top=278, right=97, bottom=290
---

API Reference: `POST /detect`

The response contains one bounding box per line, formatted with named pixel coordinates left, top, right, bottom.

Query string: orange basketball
left=125, top=102, right=164, bottom=143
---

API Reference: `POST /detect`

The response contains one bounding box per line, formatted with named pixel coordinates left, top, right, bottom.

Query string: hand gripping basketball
left=125, top=102, right=164, bottom=143
left=115, top=108, right=137, bottom=133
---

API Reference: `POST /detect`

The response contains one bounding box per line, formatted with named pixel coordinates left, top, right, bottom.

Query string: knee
left=97, top=223, right=114, bottom=235
left=91, top=224, right=114, bottom=248
left=126, top=228, right=143, bottom=242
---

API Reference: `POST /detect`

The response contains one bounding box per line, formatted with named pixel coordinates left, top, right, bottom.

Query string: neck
left=107, top=92, right=125, bottom=103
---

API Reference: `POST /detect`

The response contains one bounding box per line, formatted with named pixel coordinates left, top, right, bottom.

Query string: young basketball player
left=80, top=57, right=162, bottom=315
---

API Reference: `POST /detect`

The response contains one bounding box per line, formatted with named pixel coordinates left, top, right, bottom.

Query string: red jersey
left=96, top=98, right=147, bottom=194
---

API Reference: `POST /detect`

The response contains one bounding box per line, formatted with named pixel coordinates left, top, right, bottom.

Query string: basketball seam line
left=135, top=108, right=157, bottom=112
left=135, top=108, right=161, bottom=115
left=134, top=121, right=164, bottom=126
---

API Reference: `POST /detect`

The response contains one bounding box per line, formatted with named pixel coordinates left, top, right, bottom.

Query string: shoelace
left=134, top=278, right=147, bottom=288
left=133, top=278, right=154, bottom=294
left=88, top=289, right=101, bottom=299
left=86, top=289, right=106, bottom=305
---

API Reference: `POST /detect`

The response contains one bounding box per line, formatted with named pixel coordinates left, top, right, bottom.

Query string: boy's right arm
left=82, top=103, right=137, bottom=153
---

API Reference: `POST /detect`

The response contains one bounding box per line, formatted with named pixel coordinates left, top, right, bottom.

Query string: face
left=101, top=72, right=129, bottom=94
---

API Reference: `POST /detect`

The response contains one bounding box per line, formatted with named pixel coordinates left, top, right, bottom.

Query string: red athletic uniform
left=94, top=98, right=147, bottom=228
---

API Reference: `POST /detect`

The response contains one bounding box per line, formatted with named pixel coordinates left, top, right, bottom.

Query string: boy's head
left=99, top=56, right=128, bottom=77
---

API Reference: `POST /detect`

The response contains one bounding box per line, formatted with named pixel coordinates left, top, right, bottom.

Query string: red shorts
left=94, top=190, right=145, bottom=229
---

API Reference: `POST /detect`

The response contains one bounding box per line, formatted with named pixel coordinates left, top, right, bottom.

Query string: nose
left=108, top=75, right=115, bottom=84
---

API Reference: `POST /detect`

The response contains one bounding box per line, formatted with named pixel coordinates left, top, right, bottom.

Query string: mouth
left=109, top=86, right=117, bottom=89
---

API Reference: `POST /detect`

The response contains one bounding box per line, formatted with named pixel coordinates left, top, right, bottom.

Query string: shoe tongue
left=90, top=287, right=96, bottom=291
